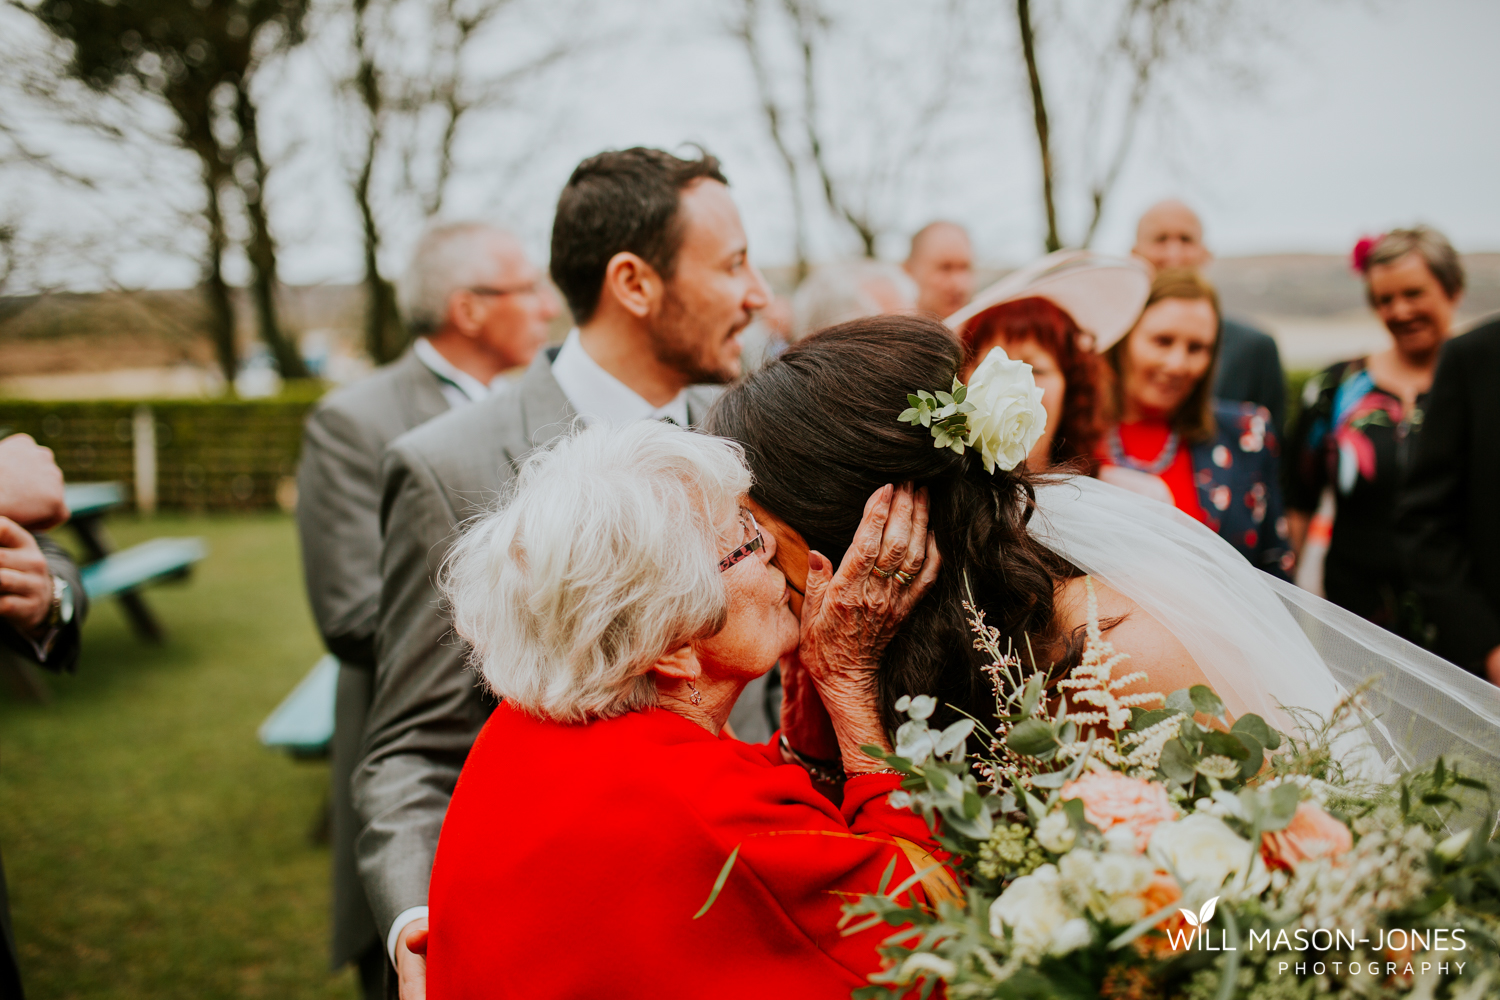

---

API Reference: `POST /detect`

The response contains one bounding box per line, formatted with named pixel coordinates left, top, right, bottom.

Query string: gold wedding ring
left=872, top=565, right=896, bottom=579
left=893, top=569, right=915, bottom=586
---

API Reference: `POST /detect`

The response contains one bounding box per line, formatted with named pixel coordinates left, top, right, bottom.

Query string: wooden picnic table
left=64, top=481, right=206, bottom=643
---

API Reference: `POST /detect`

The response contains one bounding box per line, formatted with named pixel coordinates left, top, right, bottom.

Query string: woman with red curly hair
left=947, top=250, right=1151, bottom=476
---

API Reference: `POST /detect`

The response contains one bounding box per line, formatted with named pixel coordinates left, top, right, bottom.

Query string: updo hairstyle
left=704, top=315, right=1081, bottom=733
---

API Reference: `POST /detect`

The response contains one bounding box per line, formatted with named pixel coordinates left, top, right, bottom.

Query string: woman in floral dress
left=1096, top=269, right=1293, bottom=579
left=1287, top=226, right=1465, bottom=639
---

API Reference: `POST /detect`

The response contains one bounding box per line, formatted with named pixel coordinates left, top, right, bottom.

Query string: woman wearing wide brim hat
left=944, top=249, right=1150, bottom=474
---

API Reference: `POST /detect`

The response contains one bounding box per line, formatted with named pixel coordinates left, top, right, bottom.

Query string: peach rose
left=1060, top=772, right=1178, bottom=852
left=1261, top=801, right=1353, bottom=870
left=1133, top=872, right=1186, bottom=958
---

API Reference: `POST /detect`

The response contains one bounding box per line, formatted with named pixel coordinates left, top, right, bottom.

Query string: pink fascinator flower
left=1351, top=234, right=1383, bottom=274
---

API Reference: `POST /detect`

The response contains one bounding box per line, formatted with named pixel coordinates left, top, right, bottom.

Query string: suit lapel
left=393, top=348, right=453, bottom=430
left=519, top=349, right=578, bottom=452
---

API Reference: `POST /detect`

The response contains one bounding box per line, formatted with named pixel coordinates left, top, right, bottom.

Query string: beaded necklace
left=1106, top=424, right=1180, bottom=476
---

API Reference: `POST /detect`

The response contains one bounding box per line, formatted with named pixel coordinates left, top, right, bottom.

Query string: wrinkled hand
left=0, top=517, right=54, bottom=635
left=0, top=434, right=68, bottom=531
left=798, top=484, right=940, bottom=772
left=396, top=917, right=428, bottom=1000
left=780, top=653, right=839, bottom=763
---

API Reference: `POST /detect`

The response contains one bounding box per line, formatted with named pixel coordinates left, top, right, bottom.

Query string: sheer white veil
left=1029, top=475, right=1500, bottom=788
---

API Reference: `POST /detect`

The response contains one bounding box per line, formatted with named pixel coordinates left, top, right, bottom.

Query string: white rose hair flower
left=897, top=346, right=1047, bottom=473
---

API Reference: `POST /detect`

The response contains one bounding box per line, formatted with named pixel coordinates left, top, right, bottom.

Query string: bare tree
left=1010, top=0, right=1263, bottom=251
left=729, top=0, right=971, bottom=265
left=338, top=0, right=577, bottom=363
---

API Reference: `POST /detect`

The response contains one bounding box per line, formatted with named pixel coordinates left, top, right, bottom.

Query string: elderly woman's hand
left=795, top=483, right=939, bottom=774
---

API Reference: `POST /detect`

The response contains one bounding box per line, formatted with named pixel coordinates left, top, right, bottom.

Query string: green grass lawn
left=1, top=513, right=360, bottom=999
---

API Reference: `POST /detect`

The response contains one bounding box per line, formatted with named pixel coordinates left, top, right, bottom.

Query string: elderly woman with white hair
left=425, top=419, right=943, bottom=998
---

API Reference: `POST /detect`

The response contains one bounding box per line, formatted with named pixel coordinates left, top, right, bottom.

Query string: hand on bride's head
left=793, top=483, right=941, bottom=770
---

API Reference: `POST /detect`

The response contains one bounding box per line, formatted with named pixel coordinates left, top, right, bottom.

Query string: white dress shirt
left=550, top=328, right=690, bottom=426
left=412, top=337, right=495, bottom=407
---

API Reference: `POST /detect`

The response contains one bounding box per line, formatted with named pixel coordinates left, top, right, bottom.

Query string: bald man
left=904, top=221, right=975, bottom=319
left=1133, top=200, right=1286, bottom=436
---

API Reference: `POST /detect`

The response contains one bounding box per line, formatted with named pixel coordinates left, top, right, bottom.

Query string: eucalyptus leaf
left=1230, top=714, right=1281, bottom=751
left=1019, top=675, right=1044, bottom=718
left=1131, top=707, right=1179, bottom=732
left=898, top=407, right=919, bottom=423
left=935, top=718, right=976, bottom=758
left=1270, top=783, right=1301, bottom=821
left=1030, top=771, right=1068, bottom=789
left=1159, top=738, right=1197, bottom=784
left=935, top=391, right=954, bottom=406
left=1189, top=685, right=1227, bottom=720
left=1165, top=688, right=1196, bottom=716
left=906, top=394, right=923, bottom=409
left=909, top=695, right=937, bottom=720
left=1200, top=730, right=1251, bottom=761
left=1007, top=718, right=1059, bottom=757
left=952, top=384, right=967, bottom=403
left=1233, top=732, right=1265, bottom=782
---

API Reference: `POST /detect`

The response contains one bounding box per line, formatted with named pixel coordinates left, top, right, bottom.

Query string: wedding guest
left=356, top=147, right=770, bottom=999
left=295, top=222, right=556, bottom=996
left=1396, top=317, right=1500, bottom=681
left=1289, top=227, right=1464, bottom=640
left=790, top=259, right=916, bottom=340
left=1098, top=270, right=1292, bottom=578
left=427, top=420, right=944, bottom=998
left=946, top=250, right=1151, bottom=474
left=903, top=220, right=974, bottom=318
left=0, top=434, right=87, bottom=1000
left=1132, top=200, right=1286, bottom=436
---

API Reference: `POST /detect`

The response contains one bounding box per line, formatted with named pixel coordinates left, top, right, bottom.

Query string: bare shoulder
left=1053, top=576, right=1213, bottom=705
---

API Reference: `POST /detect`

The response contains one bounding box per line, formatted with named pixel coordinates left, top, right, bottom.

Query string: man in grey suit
left=295, top=222, right=557, bottom=997
left=356, top=147, right=770, bottom=997
left=1133, top=199, right=1288, bottom=437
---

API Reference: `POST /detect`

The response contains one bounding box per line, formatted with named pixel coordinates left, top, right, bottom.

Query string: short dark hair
left=1364, top=226, right=1465, bottom=302
left=549, top=147, right=728, bottom=323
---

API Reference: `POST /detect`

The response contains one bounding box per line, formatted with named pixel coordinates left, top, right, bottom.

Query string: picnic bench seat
left=258, top=654, right=338, bottom=759
left=63, top=481, right=207, bottom=642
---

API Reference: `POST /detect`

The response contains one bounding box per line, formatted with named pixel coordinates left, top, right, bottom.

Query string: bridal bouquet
left=845, top=580, right=1500, bottom=1000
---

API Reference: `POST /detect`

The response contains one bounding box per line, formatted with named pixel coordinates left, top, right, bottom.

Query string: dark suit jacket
left=1395, top=318, right=1500, bottom=675
left=1, top=533, right=87, bottom=1000
left=354, top=350, right=719, bottom=939
left=1215, top=317, right=1287, bottom=439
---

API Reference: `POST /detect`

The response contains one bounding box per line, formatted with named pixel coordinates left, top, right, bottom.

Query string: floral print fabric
left=1188, top=402, right=1293, bottom=580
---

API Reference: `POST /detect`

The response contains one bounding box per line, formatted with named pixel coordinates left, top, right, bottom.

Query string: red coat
left=427, top=701, right=939, bottom=998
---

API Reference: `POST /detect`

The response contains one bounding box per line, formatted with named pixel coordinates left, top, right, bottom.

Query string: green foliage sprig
left=898, top=379, right=975, bottom=454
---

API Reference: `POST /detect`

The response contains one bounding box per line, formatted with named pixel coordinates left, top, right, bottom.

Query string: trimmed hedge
left=0, top=383, right=325, bottom=512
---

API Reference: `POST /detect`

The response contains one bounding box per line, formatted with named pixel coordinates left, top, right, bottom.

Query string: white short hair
left=791, top=260, right=918, bottom=340
left=397, top=222, right=515, bottom=336
left=442, top=420, right=752, bottom=723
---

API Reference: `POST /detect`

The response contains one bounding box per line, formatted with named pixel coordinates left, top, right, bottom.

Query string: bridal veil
left=1030, top=474, right=1500, bottom=789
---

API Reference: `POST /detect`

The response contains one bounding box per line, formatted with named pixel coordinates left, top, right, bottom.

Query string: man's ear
left=601, top=251, right=662, bottom=320
left=648, top=643, right=701, bottom=682
left=446, top=289, right=484, bottom=338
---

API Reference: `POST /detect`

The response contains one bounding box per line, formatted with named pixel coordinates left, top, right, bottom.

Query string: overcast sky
left=7, top=0, right=1499, bottom=291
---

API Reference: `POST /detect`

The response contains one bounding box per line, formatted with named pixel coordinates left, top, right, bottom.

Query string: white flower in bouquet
left=1147, top=813, right=1269, bottom=897
left=963, top=347, right=1047, bottom=473
left=989, top=864, right=1089, bottom=958
left=1035, top=810, right=1076, bottom=853
left=1058, top=845, right=1157, bottom=926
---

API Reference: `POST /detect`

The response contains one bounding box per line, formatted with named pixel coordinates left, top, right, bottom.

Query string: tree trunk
left=736, top=0, right=809, bottom=282
left=232, top=78, right=307, bottom=378
left=1017, top=0, right=1061, bottom=253
left=351, top=0, right=407, bottom=363
left=200, top=159, right=238, bottom=388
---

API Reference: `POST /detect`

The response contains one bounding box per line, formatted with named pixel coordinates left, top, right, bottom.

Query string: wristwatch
left=46, top=575, right=74, bottom=629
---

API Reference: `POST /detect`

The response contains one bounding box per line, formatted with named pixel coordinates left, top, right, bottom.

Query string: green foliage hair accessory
left=897, top=377, right=977, bottom=455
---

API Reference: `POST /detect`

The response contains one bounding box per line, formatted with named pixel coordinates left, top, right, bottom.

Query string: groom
left=354, top=146, right=770, bottom=997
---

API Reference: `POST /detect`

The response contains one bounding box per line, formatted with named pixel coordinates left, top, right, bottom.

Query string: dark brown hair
left=1103, top=268, right=1222, bottom=444
left=703, top=315, right=1080, bottom=734
left=962, top=296, right=1104, bottom=475
left=549, top=147, right=728, bottom=324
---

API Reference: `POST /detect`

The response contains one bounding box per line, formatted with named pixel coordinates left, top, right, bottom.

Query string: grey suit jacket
left=0, top=534, right=89, bottom=673
left=355, top=350, right=720, bottom=937
left=297, top=349, right=450, bottom=667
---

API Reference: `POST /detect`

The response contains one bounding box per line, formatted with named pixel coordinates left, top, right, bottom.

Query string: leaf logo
left=1179, top=896, right=1219, bottom=927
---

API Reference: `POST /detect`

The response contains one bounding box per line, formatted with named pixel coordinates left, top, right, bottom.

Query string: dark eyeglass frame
left=467, top=281, right=540, bottom=298
left=718, top=508, right=764, bottom=572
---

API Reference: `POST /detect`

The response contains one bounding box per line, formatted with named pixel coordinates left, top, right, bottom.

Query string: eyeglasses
left=467, top=281, right=541, bottom=298
left=718, top=507, right=764, bottom=572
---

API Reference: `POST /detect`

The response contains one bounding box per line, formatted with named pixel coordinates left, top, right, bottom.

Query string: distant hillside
left=4, top=254, right=1498, bottom=380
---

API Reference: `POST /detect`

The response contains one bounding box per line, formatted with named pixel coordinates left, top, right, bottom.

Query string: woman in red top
left=1098, top=269, right=1292, bottom=578
left=426, top=420, right=943, bottom=999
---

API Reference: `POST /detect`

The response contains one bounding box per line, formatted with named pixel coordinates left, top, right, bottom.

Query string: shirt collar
left=550, top=328, right=690, bottom=427
left=413, top=337, right=493, bottom=405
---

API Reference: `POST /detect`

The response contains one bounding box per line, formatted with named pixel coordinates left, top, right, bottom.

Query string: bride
left=704, top=314, right=1500, bottom=787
